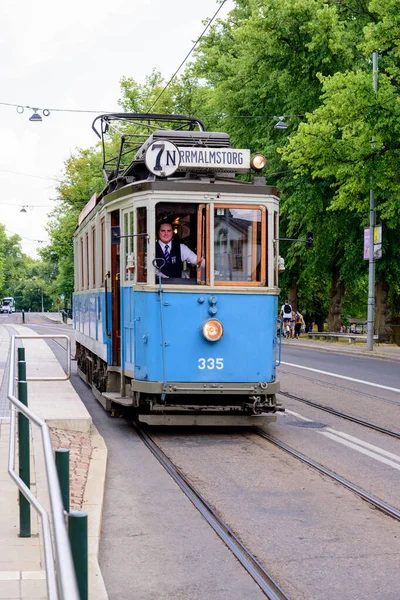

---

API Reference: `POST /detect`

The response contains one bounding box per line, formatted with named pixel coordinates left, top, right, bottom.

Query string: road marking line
left=284, top=409, right=313, bottom=422
left=281, top=361, right=400, bottom=393
left=284, top=410, right=400, bottom=469
left=320, top=431, right=400, bottom=471
left=323, top=428, right=400, bottom=463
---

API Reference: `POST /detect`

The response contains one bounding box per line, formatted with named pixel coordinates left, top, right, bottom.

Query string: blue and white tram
left=73, top=113, right=282, bottom=425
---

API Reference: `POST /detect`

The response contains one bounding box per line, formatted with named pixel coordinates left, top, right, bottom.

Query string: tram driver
left=155, top=220, right=203, bottom=281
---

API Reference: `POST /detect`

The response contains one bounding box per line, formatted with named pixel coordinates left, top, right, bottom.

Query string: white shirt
left=158, top=240, right=198, bottom=265
left=281, top=303, right=292, bottom=318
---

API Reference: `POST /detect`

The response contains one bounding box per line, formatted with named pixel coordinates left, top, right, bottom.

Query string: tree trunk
left=288, top=255, right=300, bottom=310
left=375, top=277, right=391, bottom=341
left=288, top=282, right=298, bottom=311
left=328, top=266, right=345, bottom=332
left=315, top=315, right=325, bottom=332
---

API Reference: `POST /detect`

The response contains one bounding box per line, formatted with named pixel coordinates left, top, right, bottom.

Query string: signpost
left=363, top=225, right=382, bottom=261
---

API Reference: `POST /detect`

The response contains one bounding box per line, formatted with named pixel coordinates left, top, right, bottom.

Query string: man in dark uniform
left=156, top=220, right=202, bottom=279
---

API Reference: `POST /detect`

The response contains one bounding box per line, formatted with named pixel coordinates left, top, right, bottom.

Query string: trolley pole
left=367, top=52, right=378, bottom=351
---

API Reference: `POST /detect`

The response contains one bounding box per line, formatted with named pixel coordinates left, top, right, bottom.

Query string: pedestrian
left=289, top=310, right=296, bottom=339
left=294, top=310, right=305, bottom=339
left=280, top=299, right=292, bottom=338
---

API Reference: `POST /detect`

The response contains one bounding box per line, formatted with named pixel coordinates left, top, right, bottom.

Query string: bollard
left=22, top=310, right=25, bottom=324
left=69, top=511, right=88, bottom=600
left=17, top=347, right=31, bottom=537
left=55, top=448, right=70, bottom=513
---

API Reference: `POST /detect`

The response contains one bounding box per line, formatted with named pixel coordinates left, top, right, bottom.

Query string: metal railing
left=15, top=334, right=71, bottom=381
left=7, top=334, right=80, bottom=600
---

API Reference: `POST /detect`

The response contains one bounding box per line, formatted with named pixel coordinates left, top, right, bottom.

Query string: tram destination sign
left=145, top=140, right=251, bottom=176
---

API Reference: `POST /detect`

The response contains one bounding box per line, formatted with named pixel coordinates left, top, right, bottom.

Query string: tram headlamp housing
left=202, top=319, right=224, bottom=342
left=250, top=153, right=267, bottom=172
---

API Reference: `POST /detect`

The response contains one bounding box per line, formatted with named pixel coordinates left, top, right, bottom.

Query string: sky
left=0, top=0, right=231, bottom=257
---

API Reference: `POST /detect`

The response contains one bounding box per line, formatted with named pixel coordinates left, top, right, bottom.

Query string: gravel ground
left=50, top=427, right=92, bottom=510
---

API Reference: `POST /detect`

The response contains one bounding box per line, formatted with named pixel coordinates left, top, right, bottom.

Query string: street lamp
left=274, top=117, right=287, bottom=130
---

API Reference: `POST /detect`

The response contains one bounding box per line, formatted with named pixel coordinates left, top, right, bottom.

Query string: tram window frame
left=100, top=217, right=105, bottom=287
left=80, top=237, right=84, bottom=291
left=85, top=232, right=89, bottom=289
left=213, top=204, right=267, bottom=287
left=197, top=204, right=210, bottom=285
left=122, top=209, right=135, bottom=283
left=274, top=211, right=278, bottom=287
left=74, top=239, right=79, bottom=291
left=136, top=206, right=147, bottom=283
left=91, top=226, right=96, bottom=288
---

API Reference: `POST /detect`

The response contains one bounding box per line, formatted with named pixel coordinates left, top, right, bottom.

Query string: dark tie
left=164, top=244, right=170, bottom=262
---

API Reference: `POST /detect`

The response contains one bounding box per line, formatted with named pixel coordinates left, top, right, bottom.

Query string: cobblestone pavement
left=50, top=428, right=93, bottom=511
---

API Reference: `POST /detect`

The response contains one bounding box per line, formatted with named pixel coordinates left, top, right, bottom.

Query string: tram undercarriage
left=76, top=343, right=282, bottom=425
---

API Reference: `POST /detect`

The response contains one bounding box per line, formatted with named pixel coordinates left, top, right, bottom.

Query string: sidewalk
left=281, top=336, right=400, bottom=361
left=43, top=312, right=73, bottom=326
left=0, top=325, right=108, bottom=599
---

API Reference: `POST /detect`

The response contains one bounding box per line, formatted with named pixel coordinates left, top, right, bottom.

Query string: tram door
left=110, top=210, right=121, bottom=366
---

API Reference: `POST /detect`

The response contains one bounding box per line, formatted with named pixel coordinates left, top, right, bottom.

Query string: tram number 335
left=198, top=358, right=224, bottom=370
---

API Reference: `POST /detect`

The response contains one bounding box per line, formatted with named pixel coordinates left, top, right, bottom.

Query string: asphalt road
left=18, top=316, right=400, bottom=600
left=280, top=344, right=400, bottom=389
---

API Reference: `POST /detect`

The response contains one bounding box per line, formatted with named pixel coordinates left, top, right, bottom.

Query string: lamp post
left=367, top=52, right=378, bottom=351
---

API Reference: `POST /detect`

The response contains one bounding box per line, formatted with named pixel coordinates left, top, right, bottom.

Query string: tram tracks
left=133, top=422, right=290, bottom=600
left=135, top=421, right=400, bottom=600
left=278, top=390, right=400, bottom=439
left=278, top=368, right=400, bottom=408
left=253, top=427, right=400, bottom=523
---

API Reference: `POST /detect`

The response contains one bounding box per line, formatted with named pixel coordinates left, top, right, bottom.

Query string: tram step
left=103, top=393, right=133, bottom=407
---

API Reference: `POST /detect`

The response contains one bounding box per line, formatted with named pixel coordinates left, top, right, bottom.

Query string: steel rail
left=278, top=390, right=400, bottom=439
left=254, top=428, right=400, bottom=522
left=278, top=368, right=400, bottom=408
left=133, top=423, right=290, bottom=600
left=7, top=335, right=80, bottom=600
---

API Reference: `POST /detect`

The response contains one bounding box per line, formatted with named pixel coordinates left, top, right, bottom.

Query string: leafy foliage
left=39, top=0, right=400, bottom=332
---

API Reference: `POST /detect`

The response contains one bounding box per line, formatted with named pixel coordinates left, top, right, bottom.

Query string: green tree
left=280, top=0, right=400, bottom=336
left=191, top=0, right=370, bottom=328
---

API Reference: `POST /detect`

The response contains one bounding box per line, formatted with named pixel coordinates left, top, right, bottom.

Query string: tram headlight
left=250, top=153, right=267, bottom=172
left=202, top=319, right=224, bottom=342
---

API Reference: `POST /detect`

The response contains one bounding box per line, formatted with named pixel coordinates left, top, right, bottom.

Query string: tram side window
left=137, top=207, right=147, bottom=283
left=80, top=238, right=84, bottom=291
left=214, top=206, right=266, bottom=285
left=91, top=226, right=96, bottom=288
left=124, top=210, right=135, bottom=282
left=74, top=240, right=79, bottom=291
left=100, top=217, right=105, bottom=287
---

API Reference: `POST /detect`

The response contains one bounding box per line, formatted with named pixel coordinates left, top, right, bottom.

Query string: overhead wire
left=0, top=2, right=229, bottom=119
left=0, top=168, right=61, bottom=182
left=147, top=0, right=227, bottom=112
left=5, top=229, right=47, bottom=243
left=0, top=100, right=114, bottom=114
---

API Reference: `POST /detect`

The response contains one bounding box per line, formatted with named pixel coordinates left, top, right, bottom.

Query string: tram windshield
left=214, top=206, right=266, bottom=285
left=154, top=202, right=266, bottom=286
